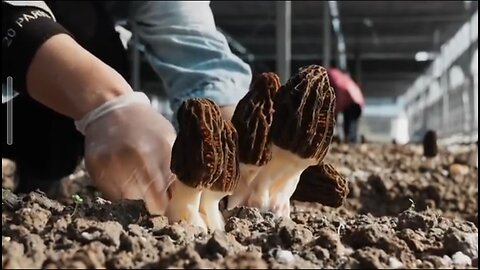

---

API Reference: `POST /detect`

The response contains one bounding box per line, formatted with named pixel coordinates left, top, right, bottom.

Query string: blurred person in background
left=1, top=1, right=252, bottom=214
left=327, top=67, right=365, bottom=144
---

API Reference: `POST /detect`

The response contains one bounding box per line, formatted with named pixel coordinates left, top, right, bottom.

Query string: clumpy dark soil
left=2, top=143, right=478, bottom=269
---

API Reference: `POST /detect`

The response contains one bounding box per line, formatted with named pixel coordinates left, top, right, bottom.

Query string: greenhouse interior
left=2, top=1, right=478, bottom=269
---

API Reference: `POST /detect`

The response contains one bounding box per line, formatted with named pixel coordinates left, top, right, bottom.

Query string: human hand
left=218, top=105, right=237, bottom=121
left=80, top=92, right=177, bottom=215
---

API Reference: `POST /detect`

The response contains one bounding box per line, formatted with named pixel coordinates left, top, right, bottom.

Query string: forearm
left=27, top=34, right=132, bottom=120
left=2, top=2, right=132, bottom=120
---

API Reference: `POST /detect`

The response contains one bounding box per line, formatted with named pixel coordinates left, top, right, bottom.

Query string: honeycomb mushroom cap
left=231, top=72, right=281, bottom=166
left=171, top=98, right=225, bottom=189
left=291, top=162, right=349, bottom=207
left=271, top=65, right=336, bottom=162
left=210, top=120, right=240, bottom=193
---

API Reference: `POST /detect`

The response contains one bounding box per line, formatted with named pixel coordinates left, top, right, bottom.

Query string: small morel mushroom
left=291, top=162, right=349, bottom=208
left=423, top=130, right=438, bottom=158
left=360, top=134, right=368, bottom=144
left=227, top=72, right=281, bottom=210
left=165, top=98, right=239, bottom=232
left=237, top=65, right=337, bottom=217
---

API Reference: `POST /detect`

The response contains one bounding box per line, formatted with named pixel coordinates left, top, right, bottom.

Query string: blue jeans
left=125, top=1, right=253, bottom=126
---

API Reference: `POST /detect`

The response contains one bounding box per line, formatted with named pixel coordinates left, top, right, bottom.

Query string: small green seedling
left=408, top=198, right=416, bottom=211
left=71, top=194, right=84, bottom=217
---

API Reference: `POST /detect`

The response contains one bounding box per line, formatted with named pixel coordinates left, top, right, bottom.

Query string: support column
left=323, top=2, right=331, bottom=68
left=442, top=71, right=450, bottom=137
left=276, top=1, right=291, bottom=83
left=462, top=82, right=471, bottom=133
left=355, top=50, right=362, bottom=85
left=474, top=71, right=478, bottom=131
left=131, top=22, right=141, bottom=90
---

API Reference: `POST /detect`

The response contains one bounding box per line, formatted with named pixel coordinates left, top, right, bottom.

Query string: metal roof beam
left=253, top=52, right=431, bottom=61
left=276, top=1, right=292, bottom=83
left=329, top=1, right=347, bottom=70
left=237, top=35, right=435, bottom=45
left=215, top=15, right=468, bottom=25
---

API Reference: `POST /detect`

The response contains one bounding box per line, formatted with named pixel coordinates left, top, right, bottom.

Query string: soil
left=2, top=142, right=478, bottom=269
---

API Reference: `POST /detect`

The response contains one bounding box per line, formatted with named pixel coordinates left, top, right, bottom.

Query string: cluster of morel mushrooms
left=164, top=65, right=349, bottom=232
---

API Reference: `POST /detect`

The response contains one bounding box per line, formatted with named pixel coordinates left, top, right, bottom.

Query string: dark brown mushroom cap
left=271, top=65, right=336, bottom=161
left=171, top=98, right=225, bottom=189
left=231, top=72, right=281, bottom=166
left=210, top=120, right=240, bottom=193
left=291, top=162, right=349, bottom=208
left=422, top=130, right=438, bottom=158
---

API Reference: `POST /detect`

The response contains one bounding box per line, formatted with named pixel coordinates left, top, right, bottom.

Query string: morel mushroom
left=423, top=130, right=438, bottom=158
left=227, top=72, right=281, bottom=210
left=291, top=162, right=349, bottom=208
left=241, top=65, right=337, bottom=217
left=165, top=98, right=239, bottom=231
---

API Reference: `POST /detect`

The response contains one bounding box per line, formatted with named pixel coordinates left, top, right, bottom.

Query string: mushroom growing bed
left=2, top=65, right=478, bottom=269
left=2, top=142, right=478, bottom=269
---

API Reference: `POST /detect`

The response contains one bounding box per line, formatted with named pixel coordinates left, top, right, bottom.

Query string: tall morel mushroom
left=230, top=65, right=337, bottom=217
left=165, top=98, right=239, bottom=231
left=227, top=72, right=281, bottom=210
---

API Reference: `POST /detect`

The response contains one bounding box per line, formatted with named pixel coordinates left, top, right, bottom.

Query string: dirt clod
left=314, top=228, right=345, bottom=258
left=206, top=230, right=245, bottom=257
left=14, top=203, right=51, bottom=233
left=276, top=217, right=314, bottom=248
left=443, top=227, right=478, bottom=258
left=69, top=218, right=123, bottom=247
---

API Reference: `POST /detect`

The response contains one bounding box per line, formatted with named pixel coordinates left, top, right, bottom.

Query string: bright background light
left=415, top=51, right=430, bottom=62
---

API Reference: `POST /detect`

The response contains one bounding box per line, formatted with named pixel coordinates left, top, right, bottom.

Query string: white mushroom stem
left=227, top=163, right=261, bottom=210
left=164, top=180, right=207, bottom=231
left=199, top=189, right=229, bottom=232
left=269, top=171, right=303, bottom=218
left=245, top=145, right=316, bottom=215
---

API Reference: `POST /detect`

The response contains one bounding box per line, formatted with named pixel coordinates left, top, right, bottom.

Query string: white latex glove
left=76, top=92, right=177, bottom=215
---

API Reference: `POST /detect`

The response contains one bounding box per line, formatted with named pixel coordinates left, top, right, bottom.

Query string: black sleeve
left=2, top=2, right=73, bottom=95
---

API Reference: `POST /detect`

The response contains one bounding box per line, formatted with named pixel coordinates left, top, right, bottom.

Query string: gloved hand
left=76, top=92, right=177, bottom=215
